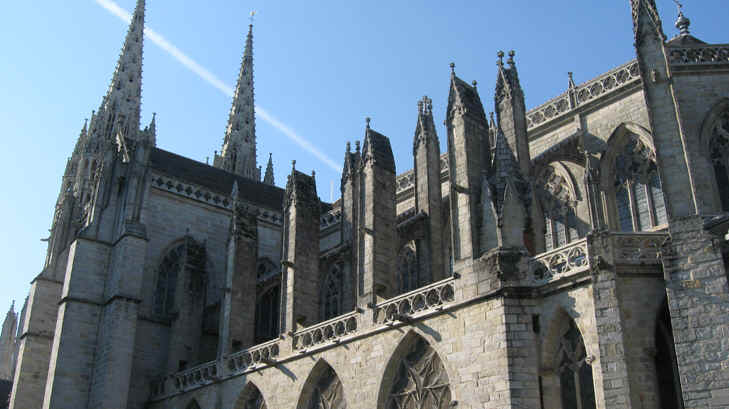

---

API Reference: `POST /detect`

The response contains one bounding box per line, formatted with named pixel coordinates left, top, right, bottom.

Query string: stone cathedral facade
left=7, top=0, right=729, bottom=408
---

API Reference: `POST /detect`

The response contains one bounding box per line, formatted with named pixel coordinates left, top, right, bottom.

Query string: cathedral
left=5, top=0, right=729, bottom=408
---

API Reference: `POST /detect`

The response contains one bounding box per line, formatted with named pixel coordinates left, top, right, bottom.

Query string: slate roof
left=149, top=148, right=284, bottom=211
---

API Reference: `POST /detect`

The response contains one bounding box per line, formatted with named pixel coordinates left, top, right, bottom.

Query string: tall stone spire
left=89, top=0, right=146, bottom=143
left=263, top=153, right=275, bottom=185
left=215, top=24, right=258, bottom=181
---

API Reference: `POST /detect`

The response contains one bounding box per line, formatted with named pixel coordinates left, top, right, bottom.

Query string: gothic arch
left=397, top=242, right=418, bottom=294
left=377, top=330, right=453, bottom=409
left=699, top=98, right=729, bottom=212
left=535, top=161, right=585, bottom=250
left=153, top=236, right=208, bottom=316
left=599, top=123, right=667, bottom=231
left=320, top=263, right=344, bottom=321
left=540, top=308, right=596, bottom=409
left=234, top=381, right=268, bottom=409
left=296, top=359, right=347, bottom=409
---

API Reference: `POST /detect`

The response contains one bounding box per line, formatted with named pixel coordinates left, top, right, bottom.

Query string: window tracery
left=255, top=284, right=280, bottom=343
left=708, top=109, right=729, bottom=211
left=613, top=135, right=667, bottom=231
left=557, top=321, right=596, bottom=409
left=387, top=336, right=451, bottom=409
left=306, top=366, right=346, bottom=409
left=322, top=264, right=343, bottom=321
left=398, top=243, right=418, bottom=294
left=537, top=164, right=581, bottom=251
left=154, top=244, right=184, bottom=316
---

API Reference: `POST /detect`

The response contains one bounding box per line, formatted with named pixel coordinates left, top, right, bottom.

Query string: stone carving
left=526, top=61, right=640, bottom=129
left=293, top=311, right=358, bottom=350
left=307, top=367, right=346, bottom=409
left=536, top=164, right=577, bottom=216
left=615, top=134, right=657, bottom=185
left=375, top=278, right=455, bottom=324
left=397, top=242, right=418, bottom=294
left=668, top=46, right=729, bottom=65
left=387, top=337, right=451, bottom=409
left=531, top=239, right=590, bottom=283
left=227, top=339, right=280, bottom=374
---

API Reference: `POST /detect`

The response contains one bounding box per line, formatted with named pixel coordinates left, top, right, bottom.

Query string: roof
left=448, top=75, right=487, bottom=121
left=149, top=148, right=284, bottom=211
left=363, top=128, right=396, bottom=173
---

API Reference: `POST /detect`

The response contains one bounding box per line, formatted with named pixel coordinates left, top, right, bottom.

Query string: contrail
left=94, top=0, right=342, bottom=173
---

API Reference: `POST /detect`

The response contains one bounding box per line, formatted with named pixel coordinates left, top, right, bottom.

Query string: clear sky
left=0, top=0, right=725, bottom=313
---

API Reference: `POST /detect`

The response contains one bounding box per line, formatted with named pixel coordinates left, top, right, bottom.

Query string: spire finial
left=346, top=141, right=351, bottom=153
left=249, top=10, right=256, bottom=26
left=497, top=50, right=505, bottom=66
left=450, top=62, right=455, bottom=75
left=355, top=140, right=360, bottom=153
left=673, top=1, right=691, bottom=35
left=365, top=117, right=371, bottom=129
left=507, top=50, right=515, bottom=67
left=292, top=160, right=296, bottom=170
left=568, top=72, right=576, bottom=89
left=472, top=80, right=478, bottom=89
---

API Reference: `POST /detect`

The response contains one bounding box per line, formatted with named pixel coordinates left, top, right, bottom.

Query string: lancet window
left=613, top=135, right=667, bottom=231
left=306, top=366, right=346, bottom=409
left=154, top=244, right=185, bottom=316
left=558, top=321, right=596, bottom=409
left=537, top=164, right=581, bottom=251
left=397, top=243, right=418, bottom=294
left=708, top=109, right=729, bottom=211
left=255, top=284, right=280, bottom=343
left=386, top=336, right=451, bottom=409
left=322, top=264, right=343, bottom=321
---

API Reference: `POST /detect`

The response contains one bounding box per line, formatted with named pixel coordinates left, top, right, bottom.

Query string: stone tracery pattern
left=537, top=164, right=580, bottom=250
left=306, top=366, right=347, bottom=409
left=387, top=336, right=451, bottom=409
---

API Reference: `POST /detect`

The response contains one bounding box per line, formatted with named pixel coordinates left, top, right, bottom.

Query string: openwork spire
left=92, top=0, right=146, bottom=140
left=216, top=24, right=258, bottom=180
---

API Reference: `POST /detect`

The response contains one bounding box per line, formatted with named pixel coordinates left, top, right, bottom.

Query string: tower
left=214, top=24, right=258, bottom=181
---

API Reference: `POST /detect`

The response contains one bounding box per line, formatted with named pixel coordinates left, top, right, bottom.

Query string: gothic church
left=6, top=0, right=729, bottom=408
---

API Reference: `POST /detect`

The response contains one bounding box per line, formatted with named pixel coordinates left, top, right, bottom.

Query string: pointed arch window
left=613, top=135, right=667, bottom=232
left=538, top=164, right=582, bottom=251
left=386, top=335, right=451, bottom=409
left=236, top=383, right=268, bottom=409
left=322, top=265, right=343, bottom=321
left=303, top=365, right=347, bottom=409
left=558, top=321, right=596, bottom=409
left=397, top=243, right=418, bottom=294
left=255, top=284, right=280, bottom=344
left=154, top=244, right=185, bottom=316
left=708, top=109, right=729, bottom=211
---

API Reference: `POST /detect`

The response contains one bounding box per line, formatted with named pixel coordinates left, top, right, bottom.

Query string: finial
left=568, top=72, right=576, bottom=89
left=673, top=1, right=691, bottom=35
left=291, top=160, right=296, bottom=171
left=365, top=117, right=371, bottom=129
left=346, top=141, right=351, bottom=153
left=311, top=170, right=316, bottom=179
left=249, top=10, right=256, bottom=25
left=497, top=51, right=505, bottom=66
left=269, top=152, right=273, bottom=159
left=471, top=80, right=478, bottom=89
left=450, top=62, right=455, bottom=75
left=507, top=50, right=515, bottom=66
left=355, top=140, right=360, bottom=153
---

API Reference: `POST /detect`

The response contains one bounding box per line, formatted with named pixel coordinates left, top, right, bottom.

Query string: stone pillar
left=357, top=124, right=397, bottom=306
left=281, top=167, right=321, bottom=332
left=219, top=202, right=258, bottom=355
left=446, top=68, right=487, bottom=264
left=9, top=276, right=62, bottom=409
left=41, top=238, right=110, bottom=409
left=413, top=96, right=445, bottom=283
left=663, top=216, right=729, bottom=408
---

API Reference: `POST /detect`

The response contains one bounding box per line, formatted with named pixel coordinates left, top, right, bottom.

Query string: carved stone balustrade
left=668, top=45, right=729, bottom=66
left=374, top=277, right=456, bottom=325
left=149, top=359, right=219, bottom=398
left=226, top=338, right=281, bottom=375
left=529, top=238, right=591, bottom=285
left=526, top=60, right=640, bottom=130
left=292, top=310, right=359, bottom=351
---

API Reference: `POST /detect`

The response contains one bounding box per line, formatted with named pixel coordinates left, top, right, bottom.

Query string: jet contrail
left=94, top=0, right=342, bottom=173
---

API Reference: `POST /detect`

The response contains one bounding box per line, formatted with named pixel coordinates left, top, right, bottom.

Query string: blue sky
left=0, top=0, right=724, bottom=312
